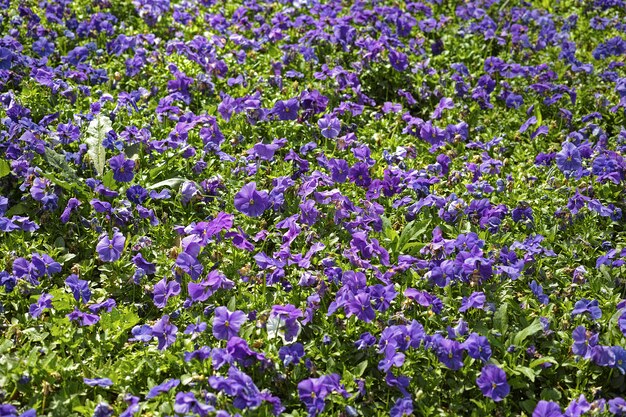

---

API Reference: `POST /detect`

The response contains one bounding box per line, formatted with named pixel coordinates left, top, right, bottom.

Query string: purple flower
left=298, top=374, right=347, bottom=416
left=84, top=378, right=113, bottom=388
left=572, top=299, right=602, bottom=320
left=328, top=158, right=350, bottom=183
left=564, top=395, right=590, bottom=417
left=146, top=378, right=180, bottom=399
left=67, top=308, right=100, bottom=326
left=129, top=324, right=153, bottom=343
left=348, top=162, right=372, bottom=188
left=96, top=231, right=125, bottom=262
left=180, top=181, right=198, bottom=205
left=475, top=364, right=510, bottom=402
left=346, top=292, right=376, bottom=323
left=318, top=114, right=341, bottom=139
left=108, top=154, right=135, bottom=183
left=459, top=292, right=486, bottom=312
left=234, top=182, right=270, bottom=217
left=29, top=293, right=53, bottom=318
left=619, top=311, right=626, bottom=337
left=175, top=252, right=204, bottom=280
left=152, top=278, right=180, bottom=309
left=609, top=398, right=626, bottom=416
left=213, top=306, right=247, bottom=340
left=433, top=336, right=465, bottom=370
left=273, top=98, right=299, bottom=121
left=572, top=325, right=597, bottom=359
left=390, top=397, right=413, bottom=417
left=279, top=343, right=305, bottom=366
left=60, top=197, right=81, bottom=223
left=555, top=142, right=582, bottom=174
left=173, top=392, right=212, bottom=417
left=530, top=280, right=549, bottom=305
left=463, top=333, right=492, bottom=362
left=152, top=315, right=178, bottom=350
left=533, top=400, right=563, bottom=417
left=65, top=274, right=91, bottom=303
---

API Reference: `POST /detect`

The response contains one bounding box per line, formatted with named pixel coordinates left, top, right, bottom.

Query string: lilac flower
left=65, top=274, right=91, bottom=303
left=213, top=307, right=247, bottom=340
left=318, top=114, right=341, bottom=139
left=346, top=292, right=376, bottom=322
left=530, top=280, right=549, bottom=305
left=475, top=364, right=509, bottom=402
left=96, top=231, right=125, bottom=262
left=572, top=325, right=597, bottom=359
left=83, top=378, right=113, bottom=387
left=533, top=400, right=563, bottom=417
left=433, top=336, right=465, bottom=370
left=555, top=142, right=582, bottom=174
left=67, top=308, right=100, bottom=326
left=298, top=374, right=347, bottom=416
left=463, top=333, right=492, bottom=362
left=173, top=392, right=212, bottom=417
left=273, top=98, right=299, bottom=121
left=152, top=315, right=178, bottom=350
left=459, top=292, right=486, bottom=312
left=108, top=154, right=135, bottom=182
left=152, top=278, right=180, bottom=309
left=234, top=182, right=270, bottom=217
left=180, top=181, right=198, bottom=205
left=146, top=379, right=180, bottom=399
left=609, top=398, right=626, bottom=416
left=390, top=397, right=413, bottom=417
left=279, top=343, right=305, bottom=366
left=175, top=252, right=203, bottom=280
left=572, top=299, right=602, bottom=320
left=29, top=293, right=53, bottom=318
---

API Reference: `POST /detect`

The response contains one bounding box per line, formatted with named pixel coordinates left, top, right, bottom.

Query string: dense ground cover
left=1, top=0, right=626, bottom=415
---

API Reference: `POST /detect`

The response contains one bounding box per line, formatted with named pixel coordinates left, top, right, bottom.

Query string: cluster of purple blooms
left=1, top=0, right=626, bottom=416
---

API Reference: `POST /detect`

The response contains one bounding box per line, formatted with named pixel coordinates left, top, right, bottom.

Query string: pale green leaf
left=85, top=114, right=112, bottom=177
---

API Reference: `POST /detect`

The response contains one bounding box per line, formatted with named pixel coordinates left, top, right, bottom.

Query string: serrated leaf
left=44, top=148, right=78, bottom=180
left=85, top=114, right=112, bottom=177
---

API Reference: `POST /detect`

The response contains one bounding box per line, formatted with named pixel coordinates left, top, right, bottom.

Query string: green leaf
left=102, top=170, right=115, bottom=189
left=540, top=388, right=562, bottom=401
left=43, top=148, right=78, bottom=180
left=147, top=177, right=187, bottom=190
left=493, top=302, right=509, bottom=334
left=227, top=295, right=237, bottom=311
left=513, top=318, right=542, bottom=346
left=514, top=366, right=536, bottom=382
left=354, top=360, right=368, bottom=377
left=85, top=113, right=112, bottom=177
left=529, top=357, right=558, bottom=369
left=0, top=159, right=10, bottom=178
